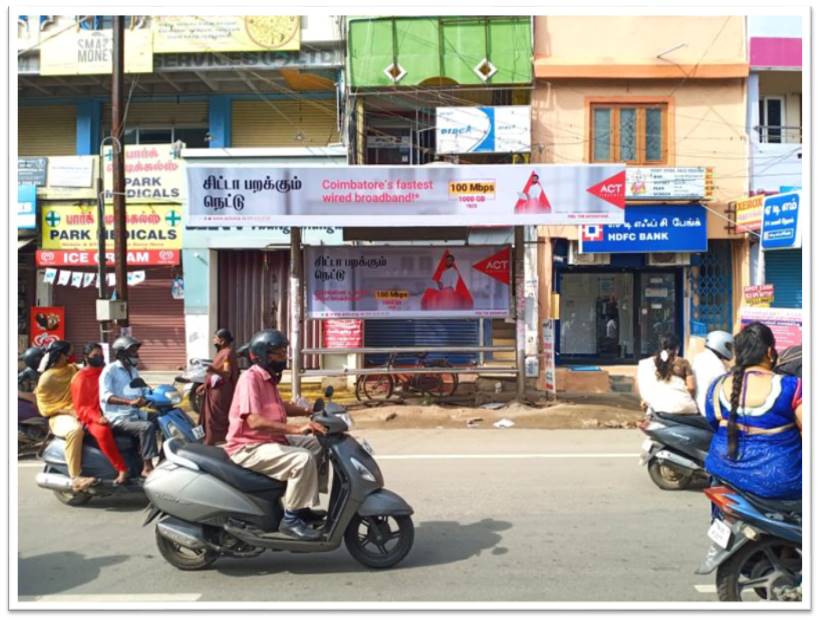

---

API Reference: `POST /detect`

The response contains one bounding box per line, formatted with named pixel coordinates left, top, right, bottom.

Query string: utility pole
left=289, top=227, right=303, bottom=400
left=514, top=226, right=526, bottom=400
left=111, top=16, right=128, bottom=328
left=96, top=153, right=109, bottom=344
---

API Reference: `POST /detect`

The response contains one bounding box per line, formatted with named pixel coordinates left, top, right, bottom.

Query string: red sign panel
left=36, top=249, right=180, bottom=267
left=30, top=306, right=65, bottom=348
left=322, top=319, right=363, bottom=349
left=586, top=170, right=627, bottom=209
left=472, top=247, right=511, bottom=285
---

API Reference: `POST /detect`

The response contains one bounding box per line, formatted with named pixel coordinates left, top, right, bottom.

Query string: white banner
left=305, top=246, right=512, bottom=319
left=186, top=164, right=626, bottom=227
left=436, top=106, right=531, bottom=154
left=626, top=167, right=711, bottom=201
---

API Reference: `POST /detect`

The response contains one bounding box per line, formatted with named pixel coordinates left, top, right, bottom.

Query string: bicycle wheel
left=424, top=372, right=459, bottom=398
left=356, top=374, right=394, bottom=402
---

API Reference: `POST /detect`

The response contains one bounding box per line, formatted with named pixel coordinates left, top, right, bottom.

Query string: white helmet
left=705, top=331, right=734, bottom=360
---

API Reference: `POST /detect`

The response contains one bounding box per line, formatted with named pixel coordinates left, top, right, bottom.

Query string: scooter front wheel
left=155, top=528, right=219, bottom=571
left=344, top=514, right=414, bottom=569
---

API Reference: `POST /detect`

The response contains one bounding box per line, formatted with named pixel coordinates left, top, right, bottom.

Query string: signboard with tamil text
left=761, top=191, right=801, bottom=250
left=740, top=307, right=801, bottom=350
left=626, top=167, right=713, bottom=201
left=152, top=16, right=300, bottom=53
left=744, top=284, right=774, bottom=307
left=102, top=145, right=185, bottom=204
left=18, top=157, right=47, bottom=186
left=735, top=194, right=764, bottom=232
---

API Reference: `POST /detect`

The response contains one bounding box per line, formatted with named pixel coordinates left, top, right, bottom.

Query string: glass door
left=639, top=273, right=676, bottom=356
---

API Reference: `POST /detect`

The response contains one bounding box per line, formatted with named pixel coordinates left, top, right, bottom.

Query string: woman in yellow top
left=34, top=341, right=96, bottom=492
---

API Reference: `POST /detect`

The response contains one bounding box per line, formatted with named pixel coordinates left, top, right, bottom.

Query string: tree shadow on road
left=214, top=518, right=513, bottom=577
left=18, top=551, right=128, bottom=596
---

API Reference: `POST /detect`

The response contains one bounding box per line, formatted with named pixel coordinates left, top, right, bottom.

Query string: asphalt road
left=15, top=429, right=718, bottom=604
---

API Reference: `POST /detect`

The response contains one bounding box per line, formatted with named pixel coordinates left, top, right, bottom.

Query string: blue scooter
left=36, top=379, right=203, bottom=506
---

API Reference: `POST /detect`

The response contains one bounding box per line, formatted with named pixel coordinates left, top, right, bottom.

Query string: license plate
left=192, top=425, right=205, bottom=440
left=708, top=518, right=732, bottom=549
left=641, top=438, right=654, bottom=453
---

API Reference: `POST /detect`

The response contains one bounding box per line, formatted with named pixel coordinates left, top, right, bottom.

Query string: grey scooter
left=143, top=388, right=415, bottom=570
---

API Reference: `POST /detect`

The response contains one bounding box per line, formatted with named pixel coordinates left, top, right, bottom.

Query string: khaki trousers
left=229, top=435, right=325, bottom=511
left=48, top=414, right=84, bottom=478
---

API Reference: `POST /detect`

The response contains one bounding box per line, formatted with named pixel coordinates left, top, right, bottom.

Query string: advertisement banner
left=579, top=205, right=707, bottom=254
left=322, top=319, right=364, bottom=349
left=305, top=246, right=512, bottom=319
left=626, top=167, right=713, bottom=201
left=18, top=157, right=48, bottom=186
left=744, top=284, right=774, bottom=308
left=735, top=194, right=764, bottom=232
left=542, top=319, right=557, bottom=395
left=153, top=16, right=300, bottom=53
left=761, top=191, right=801, bottom=250
left=41, top=205, right=183, bottom=251
left=436, top=106, right=531, bottom=154
left=740, top=307, right=802, bottom=350
left=17, top=184, right=37, bottom=230
left=39, top=28, right=152, bottom=76
left=186, top=164, right=627, bottom=227
left=47, top=156, right=94, bottom=188
left=102, top=145, right=185, bottom=204
left=154, top=48, right=343, bottom=71
left=36, top=249, right=180, bottom=267
left=30, top=306, right=65, bottom=348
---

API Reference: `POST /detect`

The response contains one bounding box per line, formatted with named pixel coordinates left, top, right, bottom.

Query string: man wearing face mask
left=99, top=336, right=159, bottom=477
left=72, top=343, right=129, bottom=485
left=224, top=329, right=327, bottom=541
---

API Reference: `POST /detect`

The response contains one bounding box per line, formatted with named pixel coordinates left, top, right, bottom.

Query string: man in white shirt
left=692, top=331, right=734, bottom=415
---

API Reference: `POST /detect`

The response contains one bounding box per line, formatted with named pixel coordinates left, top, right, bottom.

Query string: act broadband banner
left=305, top=246, right=512, bottom=319
left=186, top=164, right=626, bottom=227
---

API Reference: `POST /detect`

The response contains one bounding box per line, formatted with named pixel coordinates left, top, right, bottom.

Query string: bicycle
left=355, top=352, right=459, bottom=402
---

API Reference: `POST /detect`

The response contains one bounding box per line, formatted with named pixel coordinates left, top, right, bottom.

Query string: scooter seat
left=176, top=443, right=286, bottom=494
left=743, top=491, right=802, bottom=517
left=655, top=412, right=713, bottom=432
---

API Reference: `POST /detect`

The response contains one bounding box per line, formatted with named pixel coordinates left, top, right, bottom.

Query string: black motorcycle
left=638, top=410, right=713, bottom=490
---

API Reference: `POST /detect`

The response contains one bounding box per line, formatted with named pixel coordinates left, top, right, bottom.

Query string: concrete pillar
left=208, top=95, right=232, bottom=148
left=182, top=248, right=217, bottom=362
left=75, top=100, right=102, bottom=156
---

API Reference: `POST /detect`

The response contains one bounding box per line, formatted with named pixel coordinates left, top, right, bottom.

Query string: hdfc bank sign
left=36, top=250, right=180, bottom=267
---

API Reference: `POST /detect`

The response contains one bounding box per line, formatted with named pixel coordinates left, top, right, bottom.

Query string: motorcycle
left=174, top=358, right=212, bottom=415
left=143, top=387, right=414, bottom=571
left=638, top=409, right=713, bottom=490
left=36, top=379, right=204, bottom=506
left=696, top=481, right=801, bottom=602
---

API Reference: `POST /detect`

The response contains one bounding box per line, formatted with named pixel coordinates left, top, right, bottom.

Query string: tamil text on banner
left=436, top=106, right=531, bottom=154
left=579, top=205, right=707, bottom=253
left=153, top=16, right=300, bottom=53
left=305, top=246, right=512, bottom=319
left=735, top=194, right=764, bottom=232
left=30, top=306, right=65, bottom=348
left=39, top=28, right=152, bottom=76
left=744, top=285, right=774, bottom=308
left=186, top=164, right=627, bottom=227
left=102, top=145, right=185, bottom=203
left=761, top=191, right=801, bottom=251
left=18, top=157, right=48, bottom=186
left=322, top=319, right=364, bottom=349
left=740, top=307, right=802, bottom=350
left=41, top=204, right=183, bottom=251
left=626, top=167, right=713, bottom=201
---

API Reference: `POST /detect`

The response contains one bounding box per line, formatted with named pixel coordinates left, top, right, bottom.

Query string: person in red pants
left=71, top=343, right=129, bottom=485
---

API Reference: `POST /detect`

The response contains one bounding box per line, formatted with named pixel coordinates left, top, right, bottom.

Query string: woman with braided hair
left=637, top=333, right=699, bottom=414
left=704, top=322, right=802, bottom=499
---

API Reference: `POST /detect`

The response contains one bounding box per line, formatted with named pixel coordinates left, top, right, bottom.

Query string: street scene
left=14, top=11, right=804, bottom=610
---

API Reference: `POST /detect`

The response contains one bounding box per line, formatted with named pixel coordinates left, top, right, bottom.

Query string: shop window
left=590, top=104, right=668, bottom=164
left=110, top=126, right=209, bottom=148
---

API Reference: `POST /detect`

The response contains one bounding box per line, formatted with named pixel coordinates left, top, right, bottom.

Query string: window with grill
left=590, top=104, right=668, bottom=164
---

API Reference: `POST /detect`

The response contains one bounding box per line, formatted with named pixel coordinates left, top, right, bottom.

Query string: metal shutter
left=19, top=106, right=76, bottom=156
left=102, top=101, right=208, bottom=127
left=765, top=249, right=802, bottom=309
left=53, top=267, right=186, bottom=370
left=364, top=319, right=480, bottom=366
left=231, top=100, right=339, bottom=147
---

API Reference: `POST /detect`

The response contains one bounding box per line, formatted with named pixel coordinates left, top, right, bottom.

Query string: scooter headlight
left=165, top=390, right=182, bottom=405
left=350, top=457, right=377, bottom=483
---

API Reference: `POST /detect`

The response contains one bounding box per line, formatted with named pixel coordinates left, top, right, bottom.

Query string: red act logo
left=472, top=247, right=511, bottom=285
left=586, top=170, right=626, bottom=209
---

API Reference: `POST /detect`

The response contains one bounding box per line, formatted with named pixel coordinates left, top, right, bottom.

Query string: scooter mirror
left=312, top=398, right=325, bottom=413
left=324, top=386, right=334, bottom=399
left=129, top=378, right=148, bottom=389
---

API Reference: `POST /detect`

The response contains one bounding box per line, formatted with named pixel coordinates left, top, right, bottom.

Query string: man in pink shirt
left=225, top=329, right=327, bottom=541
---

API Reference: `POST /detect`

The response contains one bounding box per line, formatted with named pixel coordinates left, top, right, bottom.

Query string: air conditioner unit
left=648, top=252, right=691, bottom=267
left=568, top=242, right=610, bottom=266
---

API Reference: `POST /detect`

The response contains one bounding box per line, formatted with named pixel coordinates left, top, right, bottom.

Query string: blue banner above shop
left=761, top=191, right=801, bottom=251
left=579, top=205, right=707, bottom=254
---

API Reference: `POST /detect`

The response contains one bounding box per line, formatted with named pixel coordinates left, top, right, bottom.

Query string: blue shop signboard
left=579, top=204, right=707, bottom=254
left=17, top=184, right=37, bottom=230
left=761, top=191, right=801, bottom=251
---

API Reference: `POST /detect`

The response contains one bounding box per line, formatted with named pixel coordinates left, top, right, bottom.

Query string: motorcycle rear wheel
left=647, top=458, right=694, bottom=490
left=155, top=528, right=219, bottom=571
left=53, top=490, right=92, bottom=506
left=716, top=537, right=802, bottom=601
left=344, top=514, right=414, bottom=569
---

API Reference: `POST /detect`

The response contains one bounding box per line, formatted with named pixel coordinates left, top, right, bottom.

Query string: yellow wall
left=19, top=105, right=76, bottom=156
left=232, top=100, right=339, bottom=148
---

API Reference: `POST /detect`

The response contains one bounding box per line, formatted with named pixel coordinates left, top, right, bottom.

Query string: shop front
left=761, top=191, right=802, bottom=310
left=555, top=204, right=708, bottom=364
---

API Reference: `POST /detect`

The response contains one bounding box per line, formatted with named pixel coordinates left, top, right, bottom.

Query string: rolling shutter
left=19, top=106, right=76, bottom=156
left=231, top=100, right=339, bottom=148
left=53, top=267, right=186, bottom=370
left=765, top=249, right=802, bottom=309
left=102, top=101, right=208, bottom=127
left=364, top=319, right=480, bottom=366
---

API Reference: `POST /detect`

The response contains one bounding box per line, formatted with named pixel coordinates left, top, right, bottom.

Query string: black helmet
left=112, top=335, right=142, bottom=359
left=248, top=329, right=289, bottom=361
left=20, top=347, right=44, bottom=371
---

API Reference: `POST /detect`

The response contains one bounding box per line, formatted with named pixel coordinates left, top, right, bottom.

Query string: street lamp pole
left=111, top=15, right=128, bottom=328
